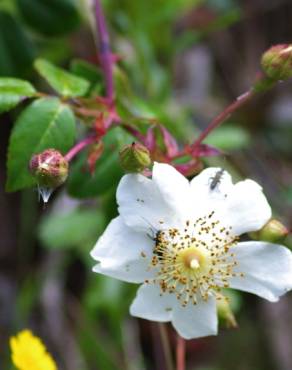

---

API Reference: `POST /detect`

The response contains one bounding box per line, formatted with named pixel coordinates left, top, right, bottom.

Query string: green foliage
left=85, top=276, right=126, bottom=313
left=7, top=97, right=76, bottom=191
left=39, top=208, right=106, bottom=249
left=70, top=59, right=102, bottom=86
left=0, top=78, right=36, bottom=113
left=205, top=125, right=251, bottom=150
left=0, top=11, right=35, bottom=77
left=34, top=58, right=90, bottom=97
left=115, top=66, right=193, bottom=141
left=68, top=127, right=133, bottom=198
left=16, top=0, right=81, bottom=37
left=15, top=277, right=41, bottom=322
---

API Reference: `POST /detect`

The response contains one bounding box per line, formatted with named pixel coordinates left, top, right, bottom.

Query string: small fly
left=142, top=218, right=166, bottom=257
left=147, top=227, right=164, bottom=246
left=209, top=168, right=225, bottom=191
left=141, top=216, right=165, bottom=246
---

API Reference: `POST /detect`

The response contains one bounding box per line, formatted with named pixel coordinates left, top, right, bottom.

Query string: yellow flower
left=10, top=330, right=57, bottom=370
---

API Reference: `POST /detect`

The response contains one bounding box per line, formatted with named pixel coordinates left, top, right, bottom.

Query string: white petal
left=91, top=216, right=153, bottom=282
left=190, top=167, right=233, bottom=205
left=172, top=295, right=218, bottom=339
left=117, top=171, right=185, bottom=231
left=229, top=241, right=292, bottom=302
left=130, top=283, right=176, bottom=322
left=93, top=259, right=154, bottom=283
left=191, top=169, right=271, bottom=235
left=221, top=179, right=271, bottom=235
left=152, top=162, right=191, bottom=215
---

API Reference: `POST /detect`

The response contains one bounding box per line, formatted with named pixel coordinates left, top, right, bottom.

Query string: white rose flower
left=91, top=163, right=292, bottom=339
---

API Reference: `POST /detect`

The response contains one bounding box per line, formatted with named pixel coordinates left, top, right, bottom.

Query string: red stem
left=94, top=0, right=114, bottom=103
left=190, top=89, right=254, bottom=151
left=119, top=123, right=147, bottom=143
left=64, top=136, right=97, bottom=162
left=176, top=334, right=186, bottom=370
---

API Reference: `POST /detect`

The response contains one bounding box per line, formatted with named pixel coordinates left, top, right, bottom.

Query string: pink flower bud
left=29, top=149, right=69, bottom=188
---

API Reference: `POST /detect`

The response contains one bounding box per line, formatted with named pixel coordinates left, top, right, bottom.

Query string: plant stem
left=158, top=323, right=174, bottom=370
left=176, top=334, right=186, bottom=370
left=94, top=0, right=114, bottom=103
left=119, top=123, right=147, bottom=143
left=190, top=89, right=254, bottom=151
left=64, top=136, right=97, bottom=162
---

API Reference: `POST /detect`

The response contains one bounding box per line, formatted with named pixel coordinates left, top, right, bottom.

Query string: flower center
left=179, top=247, right=207, bottom=271
left=147, top=211, right=242, bottom=306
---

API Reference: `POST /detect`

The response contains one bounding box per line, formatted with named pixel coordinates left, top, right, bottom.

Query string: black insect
left=147, top=226, right=163, bottom=245
left=209, top=168, right=225, bottom=191
left=151, top=230, right=167, bottom=258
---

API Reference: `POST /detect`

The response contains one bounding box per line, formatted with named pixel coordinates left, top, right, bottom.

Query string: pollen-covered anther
left=149, top=213, right=242, bottom=306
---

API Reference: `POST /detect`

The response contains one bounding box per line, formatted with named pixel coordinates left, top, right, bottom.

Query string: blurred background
left=1, top=0, right=292, bottom=369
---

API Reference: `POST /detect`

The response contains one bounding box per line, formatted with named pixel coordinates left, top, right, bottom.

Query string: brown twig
left=158, top=323, right=174, bottom=370
left=176, top=334, right=186, bottom=370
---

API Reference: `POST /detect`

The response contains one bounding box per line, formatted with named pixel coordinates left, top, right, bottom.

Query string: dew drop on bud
left=29, top=148, right=69, bottom=203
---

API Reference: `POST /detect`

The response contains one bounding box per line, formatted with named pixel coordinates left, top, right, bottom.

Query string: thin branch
left=158, top=324, right=174, bottom=370
left=176, top=334, right=186, bottom=370
left=119, top=123, right=147, bottom=143
left=94, top=0, right=114, bottom=103
left=190, top=89, right=254, bottom=151
left=64, top=136, right=97, bottom=162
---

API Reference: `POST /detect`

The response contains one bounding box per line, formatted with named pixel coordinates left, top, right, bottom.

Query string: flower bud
left=119, top=142, right=151, bottom=173
left=249, top=219, right=289, bottom=243
left=261, top=44, right=292, bottom=81
left=29, top=149, right=69, bottom=188
left=217, top=295, right=237, bottom=329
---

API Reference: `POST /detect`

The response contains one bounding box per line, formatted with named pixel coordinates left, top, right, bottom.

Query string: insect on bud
left=249, top=219, right=289, bottom=243
left=119, top=142, right=152, bottom=173
left=29, top=149, right=69, bottom=188
left=261, top=44, right=292, bottom=81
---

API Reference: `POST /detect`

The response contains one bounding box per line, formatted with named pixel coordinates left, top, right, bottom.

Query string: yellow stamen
left=148, top=212, right=242, bottom=306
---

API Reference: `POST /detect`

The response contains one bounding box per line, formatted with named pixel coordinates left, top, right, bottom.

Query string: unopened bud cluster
left=119, top=142, right=151, bottom=173
left=29, top=149, right=69, bottom=188
left=261, top=44, right=292, bottom=81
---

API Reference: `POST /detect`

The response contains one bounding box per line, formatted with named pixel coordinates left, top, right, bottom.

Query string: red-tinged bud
left=261, top=44, right=292, bottom=81
left=249, top=219, right=289, bottom=243
left=119, top=142, right=151, bottom=173
left=29, top=149, right=69, bottom=188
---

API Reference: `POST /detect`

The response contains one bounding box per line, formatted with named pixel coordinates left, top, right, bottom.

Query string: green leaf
left=68, top=128, right=133, bottom=198
left=34, top=58, right=90, bottom=97
left=16, top=0, right=80, bottom=37
left=70, top=59, right=102, bottom=85
left=205, top=125, right=251, bottom=150
left=39, top=208, right=106, bottom=249
left=0, top=11, right=35, bottom=77
left=0, top=78, right=36, bottom=113
left=7, top=97, right=76, bottom=192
